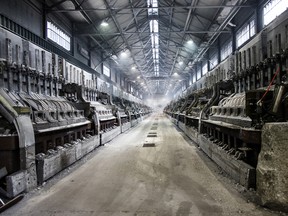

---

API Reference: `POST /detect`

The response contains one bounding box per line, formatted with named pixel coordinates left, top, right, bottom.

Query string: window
left=103, top=65, right=110, bottom=77
left=250, top=20, right=255, bottom=37
left=121, top=77, right=125, bottom=87
left=202, top=63, right=208, bottom=75
left=47, top=21, right=70, bottom=51
left=210, top=54, right=218, bottom=69
left=196, top=68, right=201, bottom=80
left=192, top=73, right=196, bottom=83
left=236, top=19, right=256, bottom=48
left=221, top=41, right=232, bottom=61
left=264, top=0, right=288, bottom=26
left=181, top=82, right=186, bottom=91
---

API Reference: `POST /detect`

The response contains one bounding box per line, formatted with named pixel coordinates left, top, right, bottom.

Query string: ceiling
left=45, top=0, right=250, bottom=96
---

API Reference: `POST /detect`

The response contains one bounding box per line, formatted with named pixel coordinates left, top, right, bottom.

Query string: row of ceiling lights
left=99, top=1, right=195, bottom=96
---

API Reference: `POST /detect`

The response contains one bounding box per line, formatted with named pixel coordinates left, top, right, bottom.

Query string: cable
left=257, top=66, right=281, bottom=105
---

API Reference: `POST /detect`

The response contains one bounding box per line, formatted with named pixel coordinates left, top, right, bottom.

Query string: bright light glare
left=120, top=51, right=127, bottom=58
left=187, top=40, right=193, bottom=44
left=101, top=21, right=108, bottom=27
left=185, top=39, right=196, bottom=53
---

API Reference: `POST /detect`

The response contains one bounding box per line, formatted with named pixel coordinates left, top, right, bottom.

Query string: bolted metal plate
left=143, top=143, right=156, bottom=147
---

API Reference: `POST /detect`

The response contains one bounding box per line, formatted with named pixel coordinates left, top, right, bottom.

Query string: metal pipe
left=271, top=84, right=285, bottom=114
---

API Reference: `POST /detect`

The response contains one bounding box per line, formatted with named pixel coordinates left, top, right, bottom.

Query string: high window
left=103, top=65, right=110, bottom=77
left=202, top=63, right=208, bottom=75
left=192, top=73, right=196, bottom=83
left=264, top=0, right=288, bottom=26
left=47, top=21, right=70, bottom=51
left=196, top=68, right=201, bottom=80
left=210, top=54, right=218, bottom=70
left=236, top=19, right=255, bottom=48
left=221, top=41, right=233, bottom=61
left=182, top=83, right=186, bottom=91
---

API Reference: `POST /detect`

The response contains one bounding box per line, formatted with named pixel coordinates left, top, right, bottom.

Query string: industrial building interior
left=0, top=0, right=288, bottom=215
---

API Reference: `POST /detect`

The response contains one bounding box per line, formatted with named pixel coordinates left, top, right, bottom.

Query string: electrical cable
left=257, top=66, right=280, bottom=105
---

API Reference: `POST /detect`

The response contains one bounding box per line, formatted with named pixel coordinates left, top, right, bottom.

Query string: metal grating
left=143, top=143, right=156, bottom=147
left=147, top=134, right=157, bottom=137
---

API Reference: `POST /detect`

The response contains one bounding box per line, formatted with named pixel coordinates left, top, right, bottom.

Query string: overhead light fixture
left=101, top=21, right=108, bottom=27
left=120, top=51, right=127, bottom=58
left=137, top=76, right=140, bottom=79
left=179, top=61, right=183, bottom=65
left=131, top=66, right=136, bottom=70
left=187, top=40, right=193, bottom=44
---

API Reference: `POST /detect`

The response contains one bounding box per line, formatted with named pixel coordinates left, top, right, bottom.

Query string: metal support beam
left=47, top=0, right=67, bottom=9
left=48, top=5, right=256, bottom=13
left=102, top=0, right=151, bottom=94
left=74, top=30, right=231, bottom=36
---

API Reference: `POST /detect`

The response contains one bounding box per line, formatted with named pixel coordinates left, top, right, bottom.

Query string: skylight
left=147, top=0, right=159, bottom=77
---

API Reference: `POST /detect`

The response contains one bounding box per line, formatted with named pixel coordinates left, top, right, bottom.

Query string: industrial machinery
left=95, top=91, right=120, bottom=145
left=164, top=10, right=288, bottom=209
left=111, top=88, right=131, bottom=133
left=122, top=97, right=139, bottom=127
left=0, top=27, right=151, bottom=205
left=138, top=102, right=152, bottom=119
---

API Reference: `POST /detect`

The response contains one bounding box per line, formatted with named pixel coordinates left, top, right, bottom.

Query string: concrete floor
left=1, top=114, right=283, bottom=216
